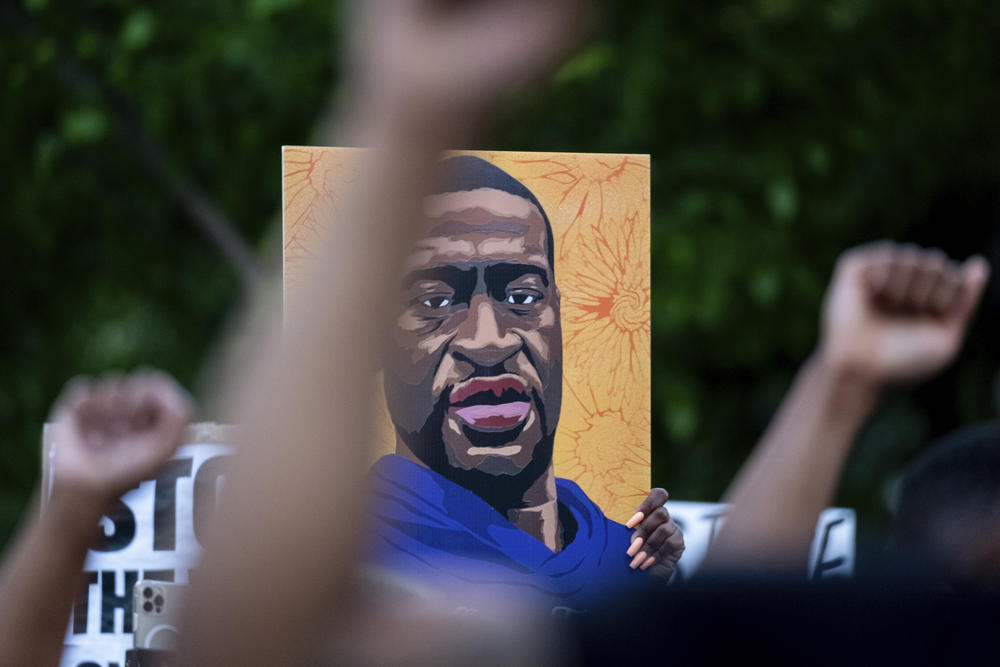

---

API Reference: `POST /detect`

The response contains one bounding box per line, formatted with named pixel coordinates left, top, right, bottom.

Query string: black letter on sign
left=143, top=569, right=175, bottom=582
left=702, top=510, right=727, bottom=546
left=72, top=571, right=98, bottom=634
left=91, top=498, right=136, bottom=552
left=154, top=458, right=193, bottom=551
left=811, top=517, right=846, bottom=580
left=193, top=455, right=232, bottom=547
left=101, top=570, right=138, bottom=633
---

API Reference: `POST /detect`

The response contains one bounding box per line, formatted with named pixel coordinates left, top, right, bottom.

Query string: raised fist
left=819, top=242, right=989, bottom=386
left=348, top=0, right=584, bottom=120
left=50, top=371, right=192, bottom=500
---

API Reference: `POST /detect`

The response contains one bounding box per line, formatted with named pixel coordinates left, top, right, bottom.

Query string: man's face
left=382, top=186, right=562, bottom=477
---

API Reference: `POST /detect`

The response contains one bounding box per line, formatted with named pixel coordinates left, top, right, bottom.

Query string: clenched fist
left=50, top=371, right=192, bottom=500
left=819, top=242, right=989, bottom=387
left=348, top=0, right=584, bottom=122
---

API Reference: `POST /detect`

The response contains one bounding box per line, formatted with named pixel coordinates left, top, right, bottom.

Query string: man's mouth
left=448, top=375, right=531, bottom=432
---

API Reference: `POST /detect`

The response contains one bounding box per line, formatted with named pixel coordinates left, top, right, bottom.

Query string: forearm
left=0, top=489, right=107, bottom=667
left=702, top=353, right=880, bottom=574
left=180, top=107, right=463, bottom=666
left=701, top=242, right=987, bottom=575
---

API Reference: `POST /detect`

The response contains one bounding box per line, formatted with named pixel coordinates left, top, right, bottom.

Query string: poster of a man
left=284, top=150, right=678, bottom=607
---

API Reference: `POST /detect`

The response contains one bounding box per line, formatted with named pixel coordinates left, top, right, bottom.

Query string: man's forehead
left=422, top=187, right=540, bottom=221
left=404, top=187, right=551, bottom=273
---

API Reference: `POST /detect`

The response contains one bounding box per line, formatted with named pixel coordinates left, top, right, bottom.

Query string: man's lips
left=448, top=375, right=531, bottom=431
left=449, top=375, right=528, bottom=406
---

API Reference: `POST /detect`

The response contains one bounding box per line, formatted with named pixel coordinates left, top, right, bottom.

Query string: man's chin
left=441, top=407, right=543, bottom=476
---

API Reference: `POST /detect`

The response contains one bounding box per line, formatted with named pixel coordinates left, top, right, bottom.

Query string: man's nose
left=451, top=295, right=521, bottom=368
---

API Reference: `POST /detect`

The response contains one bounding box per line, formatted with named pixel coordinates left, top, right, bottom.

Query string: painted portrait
left=284, top=148, right=651, bottom=604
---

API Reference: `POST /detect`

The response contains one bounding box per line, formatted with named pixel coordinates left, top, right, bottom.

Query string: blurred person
left=703, top=242, right=989, bottom=574
left=0, top=371, right=190, bottom=667
left=368, top=155, right=681, bottom=606
left=564, top=244, right=993, bottom=665
left=567, top=570, right=1000, bottom=666
left=893, top=421, right=1000, bottom=589
left=179, top=1, right=594, bottom=665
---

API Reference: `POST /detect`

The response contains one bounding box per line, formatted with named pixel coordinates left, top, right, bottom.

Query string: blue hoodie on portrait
left=363, top=454, right=642, bottom=610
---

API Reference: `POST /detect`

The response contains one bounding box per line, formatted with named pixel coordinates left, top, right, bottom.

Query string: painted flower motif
left=486, top=153, right=649, bottom=263
left=561, top=208, right=651, bottom=415
left=283, top=147, right=363, bottom=295
left=554, top=403, right=651, bottom=521
left=283, top=148, right=324, bottom=289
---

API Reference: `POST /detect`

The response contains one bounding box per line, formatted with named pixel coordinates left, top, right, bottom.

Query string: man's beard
left=396, top=390, right=556, bottom=514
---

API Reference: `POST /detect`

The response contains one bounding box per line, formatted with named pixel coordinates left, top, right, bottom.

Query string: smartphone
left=132, top=580, right=188, bottom=650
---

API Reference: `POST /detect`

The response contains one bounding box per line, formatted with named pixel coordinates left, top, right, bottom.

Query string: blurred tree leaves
left=2, top=0, right=1000, bottom=561
left=494, top=0, right=1000, bottom=552
left=0, top=0, right=336, bottom=543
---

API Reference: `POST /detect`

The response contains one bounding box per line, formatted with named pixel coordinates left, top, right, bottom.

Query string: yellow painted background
left=283, top=148, right=650, bottom=522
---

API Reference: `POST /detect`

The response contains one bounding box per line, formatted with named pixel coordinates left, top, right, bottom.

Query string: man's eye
left=421, top=296, right=451, bottom=309
left=506, top=294, right=537, bottom=305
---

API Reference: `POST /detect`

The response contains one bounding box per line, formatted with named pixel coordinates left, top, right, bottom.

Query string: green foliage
left=0, top=0, right=336, bottom=543
left=495, top=0, right=1000, bottom=551
left=2, top=0, right=1000, bottom=559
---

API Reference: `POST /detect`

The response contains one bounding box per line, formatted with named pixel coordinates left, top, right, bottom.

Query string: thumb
left=950, top=255, right=990, bottom=324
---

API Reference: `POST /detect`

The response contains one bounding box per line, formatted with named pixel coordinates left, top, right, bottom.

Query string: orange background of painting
left=282, top=147, right=650, bottom=522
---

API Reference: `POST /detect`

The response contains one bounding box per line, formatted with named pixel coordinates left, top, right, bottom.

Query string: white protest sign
left=666, top=501, right=856, bottom=582
left=43, top=424, right=235, bottom=667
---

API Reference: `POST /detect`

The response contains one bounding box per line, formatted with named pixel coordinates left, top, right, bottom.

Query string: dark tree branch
left=12, top=2, right=266, bottom=296
left=107, top=96, right=266, bottom=294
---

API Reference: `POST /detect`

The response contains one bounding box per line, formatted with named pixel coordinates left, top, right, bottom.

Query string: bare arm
left=703, top=243, right=989, bottom=573
left=0, top=490, right=107, bottom=667
left=178, top=1, right=582, bottom=665
left=0, top=372, right=190, bottom=667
